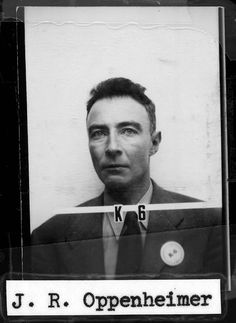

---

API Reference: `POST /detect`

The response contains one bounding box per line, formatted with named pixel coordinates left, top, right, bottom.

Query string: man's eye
left=90, top=130, right=106, bottom=139
left=121, top=128, right=137, bottom=136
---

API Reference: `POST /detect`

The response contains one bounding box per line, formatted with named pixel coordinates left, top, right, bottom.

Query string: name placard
left=6, top=279, right=221, bottom=316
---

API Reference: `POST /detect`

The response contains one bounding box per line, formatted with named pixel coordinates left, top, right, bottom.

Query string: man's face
left=87, top=96, right=160, bottom=190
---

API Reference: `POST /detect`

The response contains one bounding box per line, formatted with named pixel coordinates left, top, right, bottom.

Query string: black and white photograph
left=21, top=7, right=227, bottom=281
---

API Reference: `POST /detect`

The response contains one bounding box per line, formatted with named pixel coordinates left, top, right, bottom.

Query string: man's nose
left=105, top=132, right=122, bottom=156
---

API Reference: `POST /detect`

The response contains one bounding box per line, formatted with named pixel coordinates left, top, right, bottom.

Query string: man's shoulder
left=157, top=188, right=201, bottom=203
left=31, top=213, right=72, bottom=244
left=151, top=181, right=201, bottom=204
left=31, top=194, right=104, bottom=243
left=151, top=181, right=221, bottom=226
left=78, top=193, right=104, bottom=207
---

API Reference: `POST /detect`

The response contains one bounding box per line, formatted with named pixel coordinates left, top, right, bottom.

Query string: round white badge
left=160, top=241, right=184, bottom=266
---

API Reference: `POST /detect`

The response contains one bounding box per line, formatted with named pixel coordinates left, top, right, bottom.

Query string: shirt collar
left=104, top=181, right=153, bottom=238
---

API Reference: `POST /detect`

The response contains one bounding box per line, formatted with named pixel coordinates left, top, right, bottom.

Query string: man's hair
left=86, top=77, right=156, bottom=133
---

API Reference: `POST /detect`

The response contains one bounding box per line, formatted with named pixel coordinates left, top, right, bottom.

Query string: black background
left=0, top=1, right=236, bottom=322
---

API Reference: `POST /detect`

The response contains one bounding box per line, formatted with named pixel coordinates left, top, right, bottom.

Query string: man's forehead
left=86, top=96, right=150, bottom=126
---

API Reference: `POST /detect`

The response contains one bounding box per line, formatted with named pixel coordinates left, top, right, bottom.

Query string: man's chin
left=103, top=177, right=130, bottom=191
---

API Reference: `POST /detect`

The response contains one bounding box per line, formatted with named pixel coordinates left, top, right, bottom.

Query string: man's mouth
left=102, top=164, right=129, bottom=170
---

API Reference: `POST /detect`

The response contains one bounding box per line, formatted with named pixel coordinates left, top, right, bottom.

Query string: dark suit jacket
left=30, top=182, right=224, bottom=278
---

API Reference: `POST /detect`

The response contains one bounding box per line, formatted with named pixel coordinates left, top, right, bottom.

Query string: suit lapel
left=148, top=181, right=186, bottom=231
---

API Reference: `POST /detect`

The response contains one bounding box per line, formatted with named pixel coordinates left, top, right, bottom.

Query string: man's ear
left=149, top=131, right=161, bottom=156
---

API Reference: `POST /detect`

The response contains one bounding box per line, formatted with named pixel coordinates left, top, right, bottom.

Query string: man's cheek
left=90, top=146, right=102, bottom=159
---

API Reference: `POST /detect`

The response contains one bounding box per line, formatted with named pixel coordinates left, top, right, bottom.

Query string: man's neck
left=104, top=180, right=152, bottom=205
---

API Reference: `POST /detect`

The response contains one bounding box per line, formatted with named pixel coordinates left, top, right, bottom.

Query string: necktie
left=116, top=211, right=143, bottom=276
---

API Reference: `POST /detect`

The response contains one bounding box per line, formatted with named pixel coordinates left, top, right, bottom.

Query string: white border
left=53, top=202, right=222, bottom=215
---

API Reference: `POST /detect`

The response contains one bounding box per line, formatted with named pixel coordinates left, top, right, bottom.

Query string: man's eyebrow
left=117, top=121, right=142, bottom=131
